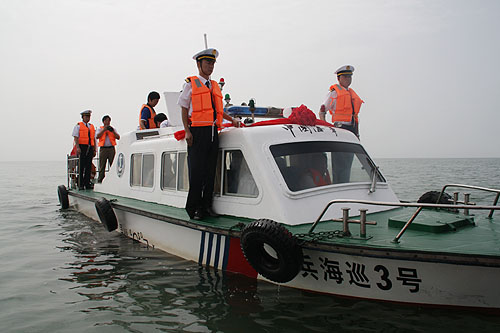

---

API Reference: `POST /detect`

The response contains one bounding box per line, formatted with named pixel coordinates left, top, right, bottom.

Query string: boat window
left=130, top=153, right=154, bottom=188
left=223, top=150, right=258, bottom=197
left=270, top=141, right=385, bottom=192
left=142, top=154, right=154, bottom=187
left=161, top=152, right=177, bottom=190
left=177, top=152, right=189, bottom=192
left=131, top=154, right=142, bottom=186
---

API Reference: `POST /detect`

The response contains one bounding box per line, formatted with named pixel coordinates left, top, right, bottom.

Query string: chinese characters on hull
left=301, top=255, right=422, bottom=293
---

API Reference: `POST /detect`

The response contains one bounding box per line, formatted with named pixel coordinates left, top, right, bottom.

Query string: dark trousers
left=98, top=146, right=115, bottom=183
left=185, top=126, right=219, bottom=217
left=78, top=144, right=94, bottom=188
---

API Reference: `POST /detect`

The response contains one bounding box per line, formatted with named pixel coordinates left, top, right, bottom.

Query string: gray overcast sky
left=1, top=0, right=499, bottom=161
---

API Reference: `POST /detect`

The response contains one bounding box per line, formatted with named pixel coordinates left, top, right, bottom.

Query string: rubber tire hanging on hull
left=95, top=197, right=118, bottom=232
left=57, top=185, right=69, bottom=209
left=417, top=191, right=452, bottom=204
left=240, top=219, right=303, bottom=283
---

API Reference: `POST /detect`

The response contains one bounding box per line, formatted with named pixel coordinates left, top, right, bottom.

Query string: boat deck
left=72, top=189, right=500, bottom=259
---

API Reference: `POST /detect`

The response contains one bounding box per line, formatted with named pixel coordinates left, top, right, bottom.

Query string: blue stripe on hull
left=198, top=231, right=229, bottom=269
left=214, top=234, right=222, bottom=268
left=206, top=233, right=214, bottom=266
left=222, top=235, right=230, bottom=270
left=198, top=231, right=206, bottom=265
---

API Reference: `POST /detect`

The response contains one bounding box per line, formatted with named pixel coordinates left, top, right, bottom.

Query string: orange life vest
left=309, top=168, right=332, bottom=186
left=189, top=76, right=223, bottom=128
left=78, top=122, right=95, bottom=146
left=328, top=84, right=363, bottom=124
left=140, top=104, right=157, bottom=129
left=98, top=126, right=117, bottom=147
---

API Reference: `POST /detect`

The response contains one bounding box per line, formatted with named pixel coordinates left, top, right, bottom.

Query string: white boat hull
left=69, top=194, right=500, bottom=310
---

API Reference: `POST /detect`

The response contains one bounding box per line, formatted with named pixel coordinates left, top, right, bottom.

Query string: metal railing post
left=393, top=207, right=423, bottom=243
left=489, top=193, right=500, bottom=219
left=464, top=193, right=470, bottom=216
left=359, top=209, right=368, bottom=238
left=453, top=192, right=459, bottom=212
left=342, top=207, right=351, bottom=237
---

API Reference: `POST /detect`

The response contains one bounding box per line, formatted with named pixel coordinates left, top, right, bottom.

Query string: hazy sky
left=1, top=0, right=499, bottom=161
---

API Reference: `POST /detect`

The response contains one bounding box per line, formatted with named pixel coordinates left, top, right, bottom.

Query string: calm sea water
left=1, top=159, right=500, bottom=332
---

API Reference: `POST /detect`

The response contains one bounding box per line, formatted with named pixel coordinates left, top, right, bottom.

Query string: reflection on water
left=55, top=209, right=500, bottom=333
left=2, top=161, right=500, bottom=332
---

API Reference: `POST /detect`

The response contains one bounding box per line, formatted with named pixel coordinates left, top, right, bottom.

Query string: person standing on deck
left=139, top=91, right=160, bottom=130
left=96, top=115, right=120, bottom=183
left=319, top=65, right=364, bottom=138
left=72, top=110, right=96, bottom=190
left=177, top=48, right=240, bottom=220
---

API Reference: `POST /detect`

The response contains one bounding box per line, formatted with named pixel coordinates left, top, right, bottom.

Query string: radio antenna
left=204, top=33, right=208, bottom=49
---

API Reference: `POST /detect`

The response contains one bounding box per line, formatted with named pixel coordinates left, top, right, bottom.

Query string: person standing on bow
left=72, top=110, right=96, bottom=190
left=177, top=48, right=240, bottom=220
left=139, top=91, right=160, bottom=130
left=96, top=115, right=120, bottom=183
left=319, top=65, right=364, bottom=138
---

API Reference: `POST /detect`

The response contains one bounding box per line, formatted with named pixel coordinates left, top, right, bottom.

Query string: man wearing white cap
left=177, top=48, right=240, bottom=220
left=72, top=110, right=96, bottom=190
left=319, top=65, right=364, bottom=138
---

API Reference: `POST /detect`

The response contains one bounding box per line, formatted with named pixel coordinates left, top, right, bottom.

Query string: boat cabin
left=93, top=99, right=399, bottom=225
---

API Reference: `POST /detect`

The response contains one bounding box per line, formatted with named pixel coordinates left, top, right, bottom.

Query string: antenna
left=204, top=34, right=208, bottom=49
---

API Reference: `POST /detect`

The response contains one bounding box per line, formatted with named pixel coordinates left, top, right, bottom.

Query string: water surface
left=1, top=159, right=499, bottom=332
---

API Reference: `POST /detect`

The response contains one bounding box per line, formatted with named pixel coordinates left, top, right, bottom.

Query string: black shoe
left=193, top=209, right=205, bottom=221
left=205, top=208, right=220, bottom=217
left=186, top=208, right=195, bottom=219
left=86, top=184, right=94, bottom=190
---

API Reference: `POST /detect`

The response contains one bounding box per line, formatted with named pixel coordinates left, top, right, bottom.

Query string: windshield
left=270, top=141, right=385, bottom=192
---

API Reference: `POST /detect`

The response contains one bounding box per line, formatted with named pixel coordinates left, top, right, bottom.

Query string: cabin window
left=130, top=153, right=154, bottom=188
left=131, top=154, right=142, bottom=186
left=161, top=152, right=177, bottom=190
left=270, top=141, right=385, bottom=192
left=177, top=152, right=189, bottom=192
left=223, top=150, right=258, bottom=197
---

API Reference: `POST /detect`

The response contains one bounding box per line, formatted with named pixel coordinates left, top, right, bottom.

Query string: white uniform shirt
left=96, top=127, right=119, bottom=147
left=160, top=120, right=171, bottom=128
left=72, top=122, right=93, bottom=138
left=323, top=89, right=351, bottom=125
left=177, top=75, right=210, bottom=117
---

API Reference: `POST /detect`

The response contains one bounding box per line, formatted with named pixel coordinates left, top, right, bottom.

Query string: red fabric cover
left=70, top=143, right=77, bottom=156
left=174, top=104, right=332, bottom=141
left=174, top=130, right=185, bottom=141
left=174, top=122, right=246, bottom=141
left=249, top=104, right=335, bottom=128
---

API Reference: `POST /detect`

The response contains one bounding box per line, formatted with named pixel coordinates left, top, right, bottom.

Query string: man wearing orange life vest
left=72, top=110, right=96, bottom=190
left=96, top=115, right=120, bottom=183
left=139, top=91, right=160, bottom=130
left=319, top=65, right=364, bottom=138
left=177, top=48, right=240, bottom=220
left=299, top=153, right=332, bottom=190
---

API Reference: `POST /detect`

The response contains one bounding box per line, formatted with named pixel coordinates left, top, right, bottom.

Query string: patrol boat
left=58, top=93, right=500, bottom=311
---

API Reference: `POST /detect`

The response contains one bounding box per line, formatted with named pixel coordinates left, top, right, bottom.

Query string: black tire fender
left=240, top=219, right=303, bottom=283
left=57, top=185, right=69, bottom=209
left=417, top=191, right=452, bottom=204
left=95, top=197, right=118, bottom=232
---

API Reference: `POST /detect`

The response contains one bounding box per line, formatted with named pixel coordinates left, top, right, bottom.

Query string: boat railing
left=66, top=154, right=100, bottom=189
left=309, top=199, right=500, bottom=243
left=437, top=184, right=500, bottom=218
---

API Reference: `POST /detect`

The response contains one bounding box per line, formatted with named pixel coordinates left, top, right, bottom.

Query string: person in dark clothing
left=72, top=110, right=96, bottom=190
left=177, top=48, right=240, bottom=220
left=139, top=91, right=160, bottom=130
